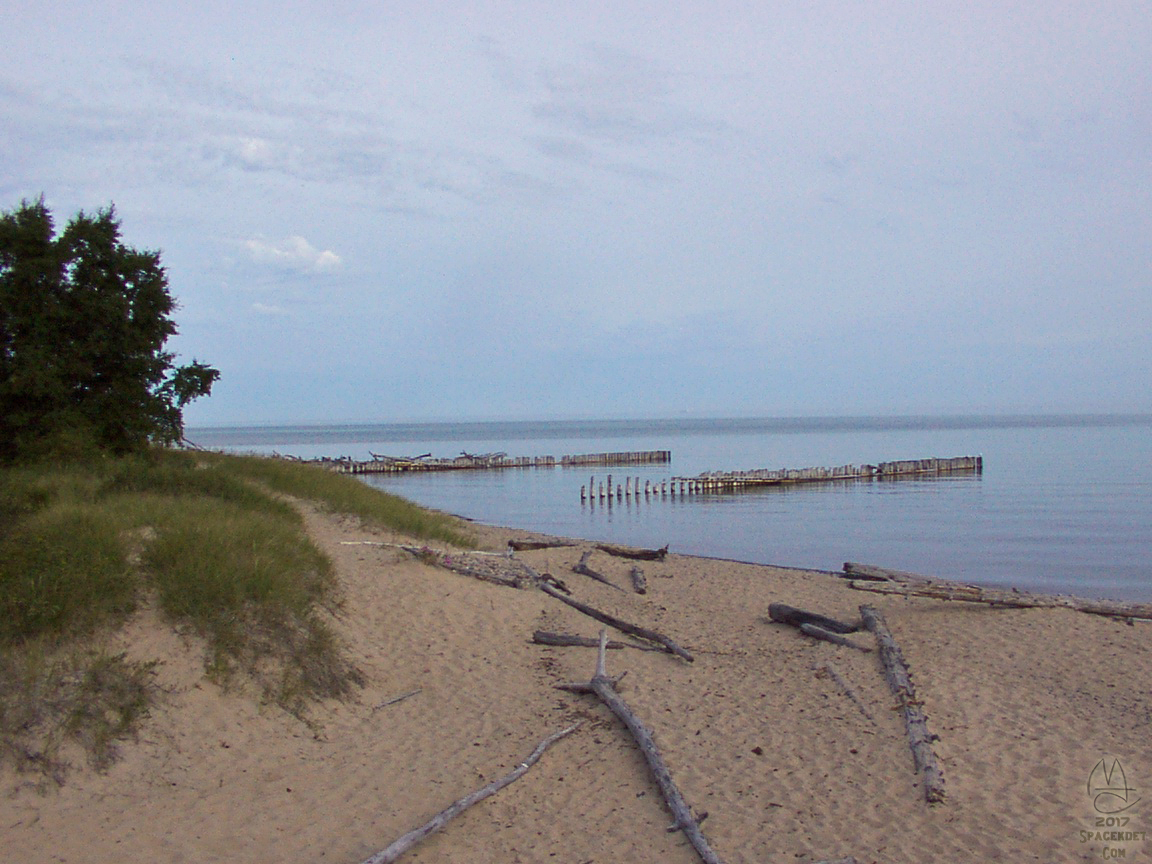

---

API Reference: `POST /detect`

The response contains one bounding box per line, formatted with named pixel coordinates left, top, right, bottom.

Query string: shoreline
left=4, top=506, right=1150, bottom=862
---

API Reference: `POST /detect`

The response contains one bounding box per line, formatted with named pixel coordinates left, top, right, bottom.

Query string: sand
left=3, top=504, right=1150, bottom=863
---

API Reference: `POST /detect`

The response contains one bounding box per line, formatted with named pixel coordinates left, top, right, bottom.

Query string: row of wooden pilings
left=580, top=456, right=983, bottom=502
left=581, top=474, right=718, bottom=503
left=325, top=450, right=672, bottom=475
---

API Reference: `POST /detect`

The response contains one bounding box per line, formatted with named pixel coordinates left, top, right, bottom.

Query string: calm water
left=190, top=415, right=1152, bottom=602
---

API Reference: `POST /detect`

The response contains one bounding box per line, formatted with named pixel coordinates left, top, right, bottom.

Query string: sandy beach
left=3, top=504, right=1150, bottom=863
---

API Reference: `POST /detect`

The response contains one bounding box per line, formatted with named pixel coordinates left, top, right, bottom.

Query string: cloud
left=244, top=235, right=342, bottom=272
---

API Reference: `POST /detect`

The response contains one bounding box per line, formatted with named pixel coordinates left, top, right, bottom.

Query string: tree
left=0, top=197, right=218, bottom=460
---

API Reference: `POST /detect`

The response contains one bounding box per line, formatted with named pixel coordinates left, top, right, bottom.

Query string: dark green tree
left=0, top=198, right=218, bottom=460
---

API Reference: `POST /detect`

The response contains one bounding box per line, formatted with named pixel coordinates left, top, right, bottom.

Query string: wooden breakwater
left=581, top=456, right=982, bottom=502
left=321, top=449, right=671, bottom=475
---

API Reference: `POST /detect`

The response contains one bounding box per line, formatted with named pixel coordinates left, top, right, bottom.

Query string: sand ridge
left=3, top=505, right=1150, bottom=863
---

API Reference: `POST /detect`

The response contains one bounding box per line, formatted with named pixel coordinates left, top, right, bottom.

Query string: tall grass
left=205, top=452, right=474, bottom=546
left=1, top=447, right=469, bottom=783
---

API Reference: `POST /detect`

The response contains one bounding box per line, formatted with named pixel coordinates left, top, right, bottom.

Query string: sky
left=3, top=1, right=1150, bottom=425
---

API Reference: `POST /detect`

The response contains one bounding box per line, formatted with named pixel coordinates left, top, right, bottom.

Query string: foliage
left=0, top=197, right=218, bottom=462
left=207, top=452, right=474, bottom=546
left=0, top=449, right=473, bottom=784
left=0, top=645, right=156, bottom=788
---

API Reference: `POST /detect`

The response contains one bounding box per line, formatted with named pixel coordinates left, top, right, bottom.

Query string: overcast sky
left=3, top=1, right=1150, bottom=425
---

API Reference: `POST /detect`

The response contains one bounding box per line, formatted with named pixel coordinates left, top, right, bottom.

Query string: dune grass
left=201, top=452, right=473, bottom=546
left=0, top=448, right=473, bottom=785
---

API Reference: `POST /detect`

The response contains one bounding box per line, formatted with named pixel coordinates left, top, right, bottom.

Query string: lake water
left=189, top=415, right=1152, bottom=602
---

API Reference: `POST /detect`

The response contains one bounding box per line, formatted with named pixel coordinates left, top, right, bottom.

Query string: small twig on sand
left=371, top=689, right=422, bottom=712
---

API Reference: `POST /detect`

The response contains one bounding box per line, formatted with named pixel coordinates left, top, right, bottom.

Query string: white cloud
left=244, top=235, right=342, bottom=272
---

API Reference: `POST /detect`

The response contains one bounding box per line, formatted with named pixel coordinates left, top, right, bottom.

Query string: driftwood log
left=573, top=550, right=624, bottom=591
left=799, top=623, right=873, bottom=652
left=595, top=542, right=669, bottom=561
left=849, top=576, right=1152, bottom=621
left=557, top=631, right=722, bottom=864
left=767, top=603, right=859, bottom=634
left=846, top=562, right=1152, bottom=621
left=360, top=722, right=581, bottom=864
left=859, top=605, right=945, bottom=804
left=507, top=538, right=578, bottom=552
left=532, top=630, right=662, bottom=652
left=841, top=562, right=930, bottom=583
left=540, top=582, right=694, bottom=662
left=629, top=565, right=648, bottom=595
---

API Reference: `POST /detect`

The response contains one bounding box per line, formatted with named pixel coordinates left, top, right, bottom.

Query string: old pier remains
left=319, top=449, right=672, bottom=475
left=580, top=456, right=982, bottom=502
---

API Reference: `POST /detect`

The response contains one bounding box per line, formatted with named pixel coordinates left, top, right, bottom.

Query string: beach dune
left=3, top=505, right=1149, bottom=863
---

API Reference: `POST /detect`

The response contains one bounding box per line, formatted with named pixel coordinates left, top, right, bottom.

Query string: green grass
left=0, top=448, right=471, bottom=785
left=203, top=452, right=473, bottom=547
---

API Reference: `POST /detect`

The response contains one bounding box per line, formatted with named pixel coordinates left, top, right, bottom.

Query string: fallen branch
left=507, top=539, right=578, bottom=552
left=573, top=550, right=624, bottom=591
left=595, top=542, right=669, bottom=561
left=557, top=631, right=722, bottom=864
left=532, top=630, right=662, bottom=652
left=540, top=582, right=694, bottom=662
left=360, top=722, right=581, bottom=864
left=629, top=565, right=648, bottom=595
left=799, top=623, right=873, bottom=652
left=400, top=546, right=541, bottom=589
left=767, top=603, right=859, bottom=634
left=859, top=605, right=945, bottom=804
left=841, top=562, right=931, bottom=583
left=816, top=663, right=875, bottom=726
left=849, top=578, right=1152, bottom=621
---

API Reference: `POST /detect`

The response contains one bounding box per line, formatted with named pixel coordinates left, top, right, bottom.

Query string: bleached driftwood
left=629, top=565, right=647, bottom=595
left=532, top=630, right=662, bottom=652
left=539, top=582, right=694, bottom=662
left=816, top=663, right=875, bottom=726
left=360, top=722, right=581, bottom=864
left=859, top=605, right=945, bottom=804
left=841, top=562, right=931, bottom=583
left=401, top=546, right=542, bottom=589
left=849, top=577, right=1152, bottom=622
left=595, top=542, right=669, bottom=561
left=573, top=550, right=624, bottom=591
left=767, top=603, right=859, bottom=634
left=557, top=631, right=722, bottom=864
left=799, top=623, right=873, bottom=653
left=507, top=538, right=579, bottom=552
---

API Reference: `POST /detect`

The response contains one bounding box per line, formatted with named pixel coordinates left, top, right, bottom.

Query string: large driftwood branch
left=532, top=630, right=662, bottom=652
left=767, top=603, right=859, bottom=634
left=360, top=722, right=581, bottom=864
left=849, top=577, right=1152, bottom=621
left=401, top=546, right=542, bottom=589
left=859, top=605, right=945, bottom=804
left=799, top=623, right=873, bottom=652
left=573, top=550, right=624, bottom=591
left=841, top=562, right=931, bottom=583
left=539, top=582, right=694, bottom=662
left=508, top=538, right=578, bottom=552
left=595, top=542, right=669, bottom=561
left=557, top=631, right=723, bottom=864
